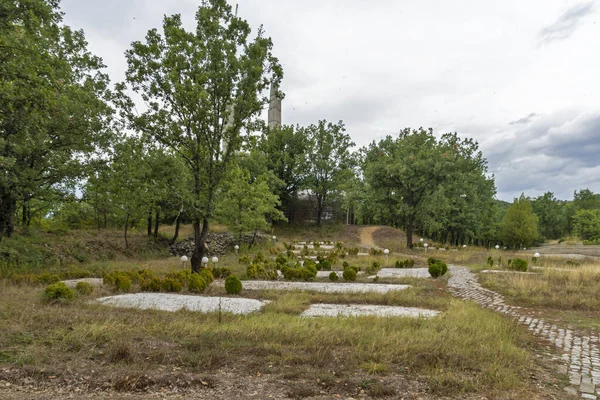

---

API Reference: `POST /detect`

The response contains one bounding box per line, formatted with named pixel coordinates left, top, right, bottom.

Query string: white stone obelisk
left=268, top=83, right=281, bottom=130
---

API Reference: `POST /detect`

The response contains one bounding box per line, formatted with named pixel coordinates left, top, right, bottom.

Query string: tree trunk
left=170, top=215, right=181, bottom=245
left=0, top=192, right=16, bottom=241
left=250, top=229, right=258, bottom=247
left=153, top=211, right=159, bottom=238
left=147, top=210, right=152, bottom=237
left=191, top=218, right=209, bottom=273
left=406, top=217, right=414, bottom=248
left=124, top=212, right=130, bottom=249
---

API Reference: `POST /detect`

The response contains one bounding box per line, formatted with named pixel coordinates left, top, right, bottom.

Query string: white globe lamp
left=384, top=249, right=390, bottom=258
left=495, top=245, right=500, bottom=250
left=234, top=244, right=240, bottom=254
left=201, top=256, right=209, bottom=267
left=424, top=243, right=429, bottom=252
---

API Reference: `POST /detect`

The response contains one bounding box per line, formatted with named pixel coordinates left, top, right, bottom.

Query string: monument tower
left=268, top=83, right=281, bottom=130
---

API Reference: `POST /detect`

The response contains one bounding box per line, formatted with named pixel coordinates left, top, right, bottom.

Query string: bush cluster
left=395, top=259, right=415, bottom=268
left=369, top=248, right=384, bottom=256
left=75, top=281, right=94, bottom=295
left=427, top=257, right=448, bottom=278
left=188, top=273, right=207, bottom=293
left=281, top=262, right=317, bottom=281
left=225, top=275, right=242, bottom=294
left=209, top=267, right=232, bottom=279
left=43, top=282, right=75, bottom=303
left=508, top=258, right=528, bottom=272
left=343, top=267, right=357, bottom=281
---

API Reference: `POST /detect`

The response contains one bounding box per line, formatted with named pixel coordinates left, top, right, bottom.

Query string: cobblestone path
left=448, top=265, right=600, bottom=399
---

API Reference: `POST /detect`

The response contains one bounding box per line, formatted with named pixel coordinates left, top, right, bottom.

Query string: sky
left=60, top=0, right=600, bottom=201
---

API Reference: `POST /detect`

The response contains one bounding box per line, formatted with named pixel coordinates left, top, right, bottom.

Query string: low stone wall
left=169, top=232, right=268, bottom=257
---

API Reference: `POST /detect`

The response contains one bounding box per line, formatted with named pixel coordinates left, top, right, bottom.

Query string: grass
left=0, top=282, right=542, bottom=398
left=479, top=264, right=600, bottom=310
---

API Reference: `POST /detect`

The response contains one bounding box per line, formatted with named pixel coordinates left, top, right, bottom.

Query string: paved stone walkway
left=448, top=265, right=600, bottom=399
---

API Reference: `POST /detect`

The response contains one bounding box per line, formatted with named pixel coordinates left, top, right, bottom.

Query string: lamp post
left=234, top=245, right=239, bottom=254
left=462, top=245, right=467, bottom=249
left=534, top=252, right=540, bottom=258
left=202, top=257, right=209, bottom=268
left=495, top=245, right=500, bottom=250
left=424, top=243, right=429, bottom=252
left=272, top=235, right=277, bottom=243
left=212, top=256, right=219, bottom=267
left=180, top=255, right=188, bottom=269
left=384, top=249, right=389, bottom=259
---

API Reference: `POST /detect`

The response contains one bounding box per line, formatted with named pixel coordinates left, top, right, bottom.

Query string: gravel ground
left=96, top=293, right=268, bottom=314
left=368, top=268, right=430, bottom=279
left=301, top=303, right=440, bottom=318
left=232, top=280, right=410, bottom=294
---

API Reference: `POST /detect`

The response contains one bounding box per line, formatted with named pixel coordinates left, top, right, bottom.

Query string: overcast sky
left=60, top=0, right=600, bottom=201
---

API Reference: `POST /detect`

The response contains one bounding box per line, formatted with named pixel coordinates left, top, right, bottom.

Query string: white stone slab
left=369, top=268, right=430, bottom=279
left=63, top=278, right=104, bottom=288
left=236, top=280, right=410, bottom=294
left=96, top=293, right=268, bottom=314
left=316, top=270, right=365, bottom=278
left=301, top=303, right=440, bottom=318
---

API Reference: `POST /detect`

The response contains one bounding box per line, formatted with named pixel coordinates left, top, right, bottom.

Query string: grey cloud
left=539, top=2, right=595, bottom=45
left=509, top=113, right=538, bottom=125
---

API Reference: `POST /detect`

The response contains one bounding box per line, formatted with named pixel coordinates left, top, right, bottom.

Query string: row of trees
left=3, top=0, right=599, bottom=272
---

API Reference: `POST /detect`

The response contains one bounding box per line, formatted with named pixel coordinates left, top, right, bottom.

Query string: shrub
left=370, top=248, right=383, bottom=256
left=161, top=278, right=183, bottom=292
left=427, top=258, right=448, bottom=278
left=200, top=269, right=214, bottom=286
left=114, top=273, right=131, bottom=292
left=239, top=255, right=251, bottom=265
left=38, top=273, right=61, bottom=285
left=395, top=260, right=404, bottom=268
left=252, top=253, right=265, bottom=264
left=140, top=277, right=161, bottom=292
left=351, top=265, right=360, bottom=273
left=225, top=275, right=242, bottom=295
left=348, top=248, right=359, bottom=256
left=165, top=270, right=191, bottom=286
left=75, top=281, right=94, bottom=295
left=210, top=267, right=232, bottom=279
left=342, top=261, right=349, bottom=269
left=329, top=271, right=339, bottom=282
left=188, top=273, right=206, bottom=293
left=486, top=256, right=494, bottom=268
left=509, top=258, right=528, bottom=272
left=246, top=263, right=265, bottom=279
left=558, top=238, right=565, bottom=244
left=372, top=261, right=380, bottom=269
left=318, top=260, right=332, bottom=271
left=43, top=282, right=75, bottom=303
left=276, top=253, right=288, bottom=266
left=343, top=267, right=357, bottom=281
left=125, top=270, right=140, bottom=284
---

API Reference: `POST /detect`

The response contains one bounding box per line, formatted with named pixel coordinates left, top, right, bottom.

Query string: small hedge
left=75, top=281, right=94, bottom=295
left=188, top=273, right=207, bottom=293
left=343, top=267, right=357, bottom=281
left=161, top=278, right=183, bottom=292
left=329, top=271, right=339, bottom=282
left=43, top=282, right=75, bottom=303
left=225, top=275, right=242, bottom=295
left=427, top=257, right=448, bottom=278
left=395, top=259, right=415, bottom=268
left=508, top=258, right=528, bottom=272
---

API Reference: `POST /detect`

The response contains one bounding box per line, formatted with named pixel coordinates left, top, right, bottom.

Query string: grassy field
left=0, top=224, right=584, bottom=398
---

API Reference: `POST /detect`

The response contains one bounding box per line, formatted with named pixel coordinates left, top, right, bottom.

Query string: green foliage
left=508, top=259, right=528, bottom=272
left=342, top=267, right=357, bottom=282
left=342, top=261, right=349, bottom=269
left=301, top=120, right=355, bottom=226
left=583, top=239, right=600, bottom=245
left=210, top=267, right=232, bottom=279
left=75, top=281, right=94, bottom=296
left=276, top=253, right=288, bottom=266
left=225, top=276, right=243, bottom=295
left=329, top=271, right=339, bottom=282
left=531, top=192, right=569, bottom=240
left=114, top=274, right=131, bottom=292
left=486, top=256, right=494, bottom=268
left=239, top=255, right=251, bottom=265
left=200, top=269, right=214, bottom=286
left=572, top=209, right=600, bottom=241
left=317, top=260, right=332, bottom=271
left=502, top=195, right=538, bottom=248
left=38, top=273, right=61, bottom=285
left=120, top=0, right=282, bottom=270
left=188, top=274, right=207, bottom=293
left=395, top=259, right=415, bottom=268
left=140, top=271, right=161, bottom=292
left=43, top=282, right=75, bottom=303
left=165, top=270, right=191, bottom=286
left=161, top=278, right=183, bottom=292
left=427, top=258, right=448, bottom=278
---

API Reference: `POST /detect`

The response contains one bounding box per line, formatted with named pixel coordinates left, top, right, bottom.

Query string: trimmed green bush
left=161, top=278, right=183, bottom=292
left=318, top=260, right=332, bottom=271
left=165, top=270, right=191, bottom=286
left=239, top=255, right=251, bottom=265
left=43, top=282, right=75, bottom=303
left=329, top=271, right=339, bottom=282
left=140, top=277, right=161, bottom=292
left=75, top=281, right=94, bottom=295
left=225, top=275, right=242, bottom=295
left=38, top=273, right=61, bottom=285
left=486, top=256, right=494, bottom=268
left=509, top=258, right=528, bottom=272
left=343, top=267, right=357, bottom=281
left=188, top=274, right=206, bottom=293
left=276, top=253, right=288, bottom=266
left=427, top=257, right=448, bottom=278
left=342, top=261, right=349, bottom=269
left=114, top=274, right=131, bottom=292
left=200, top=268, right=214, bottom=286
left=210, top=267, right=232, bottom=279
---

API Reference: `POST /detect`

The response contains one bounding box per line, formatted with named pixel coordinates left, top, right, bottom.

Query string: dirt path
left=359, top=226, right=380, bottom=248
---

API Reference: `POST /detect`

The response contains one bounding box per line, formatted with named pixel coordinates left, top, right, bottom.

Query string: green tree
left=0, top=0, right=113, bottom=239
left=502, top=194, right=538, bottom=248
left=119, top=0, right=282, bottom=272
left=572, top=209, right=600, bottom=241
left=531, top=192, right=568, bottom=240
left=217, top=166, right=286, bottom=243
left=301, top=120, right=355, bottom=226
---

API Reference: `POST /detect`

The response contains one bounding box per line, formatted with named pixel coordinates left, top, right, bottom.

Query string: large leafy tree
left=531, top=192, right=568, bottom=240
left=502, top=194, right=538, bottom=248
left=120, top=0, right=282, bottom=272
left=301, top=120, right=355, bottom=226
left=572, top=209, right=600, bottom=241
left=0, top=0, right=113, bottom=240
